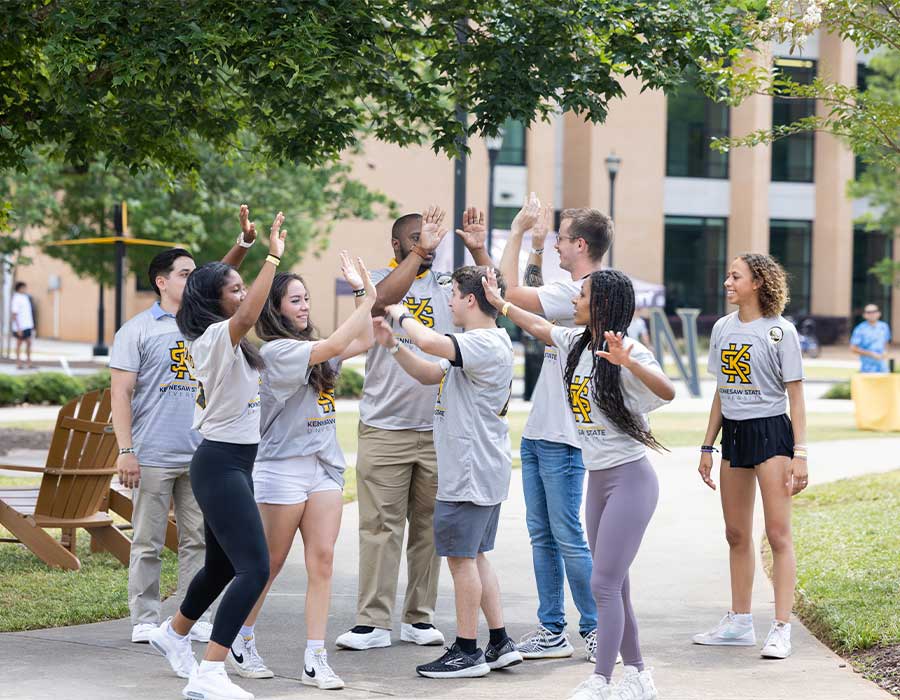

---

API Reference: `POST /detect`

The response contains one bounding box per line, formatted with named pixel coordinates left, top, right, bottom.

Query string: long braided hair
left=255, top=272, right=337, bottom=394
left=563, top=270, right=664, bottom=451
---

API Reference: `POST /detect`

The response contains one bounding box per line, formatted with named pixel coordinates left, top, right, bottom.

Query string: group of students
left=109, top=196, right=809, bottom=700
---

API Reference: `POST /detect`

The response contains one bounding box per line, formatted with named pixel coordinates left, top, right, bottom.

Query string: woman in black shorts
left=693, top=253, right=808, bottom=660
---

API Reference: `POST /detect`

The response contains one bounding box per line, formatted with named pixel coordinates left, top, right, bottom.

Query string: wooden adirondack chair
left=107, top=481, right=179, bottom=553
left=0, top=389, right=131, bottom=570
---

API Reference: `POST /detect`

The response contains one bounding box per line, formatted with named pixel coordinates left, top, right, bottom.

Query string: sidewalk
left=1, top=438, right=897, bottom=700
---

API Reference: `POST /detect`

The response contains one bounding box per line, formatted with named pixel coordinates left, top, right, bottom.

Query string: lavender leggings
left=585, top=456, right=659, bottom=680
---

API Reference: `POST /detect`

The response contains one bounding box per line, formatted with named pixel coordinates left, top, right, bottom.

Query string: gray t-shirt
left=551, top=326, right=670, bottom=470
left=188, top=320, right=262, bottom=444
left=359, top=265, right=456, bottom=431
left=434, top=327, right=513, bottom=506
left=257, top=339, right=345, bottom=486
left=708, top=312, right=804, bottom=420
left=109, top=302, right=201, bottom=467
left=521, top=279, right=582, bottom=447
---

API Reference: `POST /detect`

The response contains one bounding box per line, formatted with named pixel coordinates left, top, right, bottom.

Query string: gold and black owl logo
left=169, top=341, right=195, bottom=380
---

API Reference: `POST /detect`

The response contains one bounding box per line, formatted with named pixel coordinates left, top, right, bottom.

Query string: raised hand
left=384, top=303, right=407, bottom=323
left=480, top=266, right=505, bottom=310
left=268, top=211, right=286, bottom=258
left=372, top=317, right=396, bottom=348
left=357, top=256, right=377, bottom=300
left=510, top=192, right=541, bottom=236
left=340, top=250, right=364, bottom=290
left=419, top=205, right=449, bottom=252
left=531, top=202, right=553, bottom=249
left=455, top=206, right=487, bottom=251
left=239, top=204, right=257, bottom=244
left=595, top=331, right=634, bottom=368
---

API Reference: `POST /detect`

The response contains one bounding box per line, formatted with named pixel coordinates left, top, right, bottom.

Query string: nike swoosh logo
left=305, top=666, right=316, bottom=678
left=232, top=650, right=244, bottom=664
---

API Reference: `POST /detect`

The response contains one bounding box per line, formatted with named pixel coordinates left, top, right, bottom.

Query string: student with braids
left=482, top=267, right=674, bottom=700
left=226, top=252, right=376, bottom=690
left=693, top=254, right=807, bottom=660
left=148, top=209, right=287, bottom=700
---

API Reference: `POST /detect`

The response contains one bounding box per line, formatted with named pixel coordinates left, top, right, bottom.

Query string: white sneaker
left=148, top=617, right=198, bottom=679
left=516, top=625, right=575, bottom=659
left=132, top=623, right=157, bottom=643
left=335, top=626, right=391, bottom=650
left=302, top=647, right=345, bottom=690
left=400, top=622, right=445, bottom=646
left=183, top=663, right=253, bottom=700
left=692, top=612, right=756, bottom=646
left=761, top=621, right=792, bottom=659
left=190, top=620, right=213, bottom=643
left=616, top=666, right=658, bottom=700
left=567, top=674, right=614, bottom=700
left=228, top=633, right=274, bottom=679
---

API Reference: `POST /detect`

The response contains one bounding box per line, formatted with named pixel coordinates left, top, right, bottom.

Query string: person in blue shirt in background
left=850, top=304, right=892, bottom=373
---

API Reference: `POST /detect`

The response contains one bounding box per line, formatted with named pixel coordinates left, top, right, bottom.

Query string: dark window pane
left=497, top=119, right=526, bottom=166
left=771, top=59, right=816, bottom=183
left=769, top=220, right=812, bottom=315
left=664, top=217, right=728, bottom=315
left=666, top=69, right=730, bottom=178
left=855, top=63, right=872, bottom=180
left=851, top=226, right=892, bottom=324
left=491, top=206, right=519, bottom=231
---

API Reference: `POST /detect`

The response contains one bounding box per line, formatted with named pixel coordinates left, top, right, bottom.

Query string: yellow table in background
left=851, top=373, right=900, bottom=431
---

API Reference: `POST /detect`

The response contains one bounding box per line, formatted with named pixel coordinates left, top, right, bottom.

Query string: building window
left=665, top=69, right=730, bottom=178
left=771, top=58, right=816, bottom=183
left=663, top=216, right=727, bottom=316
left=852, top=226, right=892, bottom=324
left=769, top=219, right=812, bottom=315
left=496, top=119, right=526, bottom=166
left=491, top=206, right=519, bottom=231
left=855, top=63, right=871, bottom=180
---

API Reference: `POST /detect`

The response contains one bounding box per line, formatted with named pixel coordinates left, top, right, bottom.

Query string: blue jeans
left=521, top=438, right=597, bottom=636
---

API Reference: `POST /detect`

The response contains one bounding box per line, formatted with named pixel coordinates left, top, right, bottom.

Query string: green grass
left=772, top=470, right=900, bottom=654
left=0, top=420, right=56, bottom=431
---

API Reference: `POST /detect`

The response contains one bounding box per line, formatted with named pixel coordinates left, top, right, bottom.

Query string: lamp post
left=605, top=152, right=622, bottom=268
left=485, top=130, right=505, bottom=256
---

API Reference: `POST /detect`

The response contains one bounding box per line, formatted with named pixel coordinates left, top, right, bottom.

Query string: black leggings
left=180, top=440, right=269, bottom=647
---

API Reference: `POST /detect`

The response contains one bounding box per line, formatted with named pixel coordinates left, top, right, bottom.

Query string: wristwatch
left=236, top=232, right=255, bottom=248
left=530, top=248, right=544, bottom=255
left=118, top=447, right=136, bottom=456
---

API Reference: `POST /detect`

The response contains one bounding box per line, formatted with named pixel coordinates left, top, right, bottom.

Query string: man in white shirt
left=10, top=281, right=35, bottom=369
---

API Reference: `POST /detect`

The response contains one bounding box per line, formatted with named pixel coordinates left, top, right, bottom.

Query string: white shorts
left=253, top=455, right=342, bottom=505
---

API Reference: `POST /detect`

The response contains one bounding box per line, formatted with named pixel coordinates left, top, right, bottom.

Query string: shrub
left=80, top=370, right=111, bottom=393
left=0, top=374, right=26, bottom=406
left=22, top=372, right=85, bottom=405
left=823, top=381, right=851, bottom=400
left=335, top=367, right=364, bottom=398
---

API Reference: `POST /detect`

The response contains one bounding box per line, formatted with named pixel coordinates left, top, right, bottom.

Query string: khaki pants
left=355, top=422, right=440, bottom=629
left=128, top=465, right=209, bottom=625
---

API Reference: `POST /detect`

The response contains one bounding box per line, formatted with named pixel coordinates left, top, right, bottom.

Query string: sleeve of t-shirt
left=550, top=325, right=582, bottom=354
left=452, top=331, right=508, bottom=382
left=778, top=324, right=804, bottom=382
left=109, top=318, right=142, bottom=373
left=621, top=340, right=671, bottom=414
left=537, top=281, right=579, bottom=321
left=191, top=320, right=240, bottom=392
left=850, top=323, right=864, bottom=347
left=261, top=339, right=314, bottom=402
left=707, top=318, right=722, bottom=376
left=884, top=323, right=892, bottom=343
left=369, top=268, right=391, bottom=286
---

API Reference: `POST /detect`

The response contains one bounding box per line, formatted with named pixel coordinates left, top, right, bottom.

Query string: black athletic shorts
left=721, top=414, right=795, bottom=468
left=14, top=328, right=33, bottom=340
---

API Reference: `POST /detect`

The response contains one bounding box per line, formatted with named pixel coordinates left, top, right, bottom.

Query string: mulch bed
left=0, top=428, right=52, bottom=457
left=852, top=645, right=900, bottom=697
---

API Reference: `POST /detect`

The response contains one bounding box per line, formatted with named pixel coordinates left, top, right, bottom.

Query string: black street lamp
left=605, top=152, right=622, bottom=267
left=485, top=130, right=505, bottom=256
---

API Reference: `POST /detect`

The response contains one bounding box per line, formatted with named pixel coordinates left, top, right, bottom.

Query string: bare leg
left=476, top=553, right=503, bottom=629
left=756, top=456, right=796, bottom=622
left=298, top=491, right=343, bottom=640
left=719, top=460, right=757, bottom=614
left=447, top=557, right=481, bottom=639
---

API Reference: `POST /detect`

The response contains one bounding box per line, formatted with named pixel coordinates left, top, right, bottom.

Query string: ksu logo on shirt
left=721, top=343, right=752, bottom=384
left=308, top=388, right=337, bottom=433
left=402, top=296, right=435, bottom=328
left=568, top=376, right=592, bottom=424
left=317, top=389, right=336, bottom=414
left=169, top=341, right=195, bottom=380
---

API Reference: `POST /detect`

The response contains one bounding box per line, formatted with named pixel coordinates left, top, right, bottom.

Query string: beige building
left=14, top=31, right=898, bottom=345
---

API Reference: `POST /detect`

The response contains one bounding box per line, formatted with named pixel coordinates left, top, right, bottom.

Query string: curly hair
left=738, top=253, right=790, bottom=318
left=255, top=272, right=336, bottom=394
left=563, top=270, right=664, bottom=451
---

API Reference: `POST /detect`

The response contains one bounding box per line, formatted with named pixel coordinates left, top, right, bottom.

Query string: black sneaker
left=485, top=636, right=524, bottom=670
left=415, top=643, right=491, bottom=678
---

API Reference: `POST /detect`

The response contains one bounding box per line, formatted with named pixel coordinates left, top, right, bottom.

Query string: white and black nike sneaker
left=416, top=643, right=491, bottom=679
left=484, top=637, right=523, bottom=670
left=228, top=633, right=274, bottom=679
left=302, top=647, right=344, bottom=690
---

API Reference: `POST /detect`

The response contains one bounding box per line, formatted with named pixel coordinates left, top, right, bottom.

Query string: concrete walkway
left=2, top=438, right=898, bottom=700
